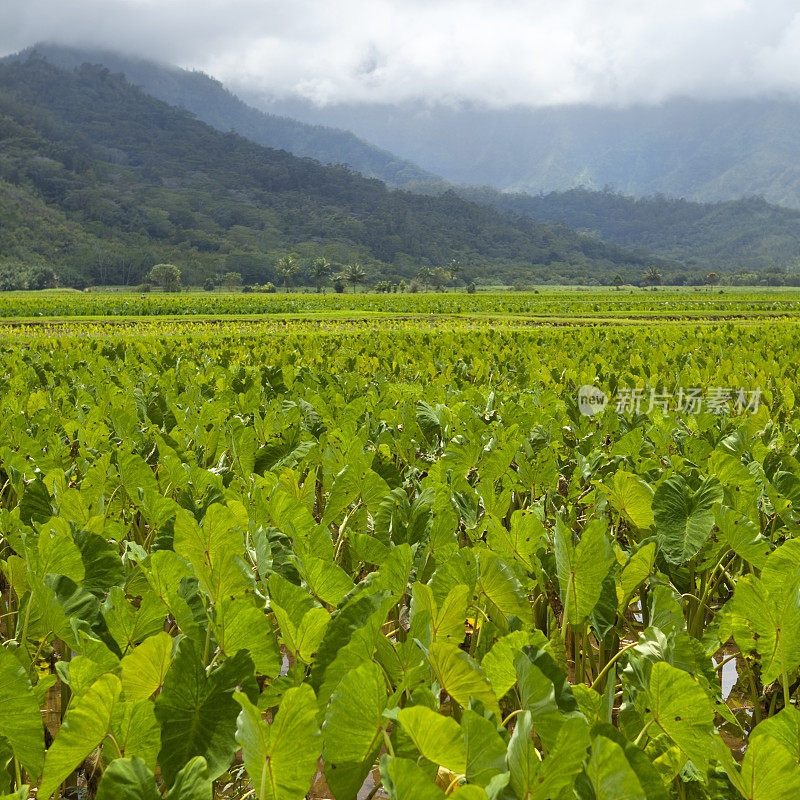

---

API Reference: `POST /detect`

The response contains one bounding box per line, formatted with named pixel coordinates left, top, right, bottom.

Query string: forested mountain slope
left=450, top=186, right=800, bottom=276
left=0, top=56, right=654, bottom=286
left=4, top=44, right=438, bottom=188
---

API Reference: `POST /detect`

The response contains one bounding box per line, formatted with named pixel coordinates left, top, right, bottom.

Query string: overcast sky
left=3, top=0, right=800, bottom=107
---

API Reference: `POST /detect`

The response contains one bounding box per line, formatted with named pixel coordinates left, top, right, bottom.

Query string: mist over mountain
left=4, top=43, right=437, bottom=188
left=250, top=94, right=800, bottom=209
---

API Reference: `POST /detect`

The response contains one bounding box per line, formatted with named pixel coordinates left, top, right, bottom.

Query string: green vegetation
left=8, top=43, right=438, bottom=188
left=0, top=287, right=798, bottom=319
left=1, top=292, right=800, bottom=797
left=455, top=187, right=800, bottom=278
left=0, top=57, right=652, bottom=290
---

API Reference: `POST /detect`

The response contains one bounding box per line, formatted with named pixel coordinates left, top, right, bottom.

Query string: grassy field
left=1, top=290, right=799, bottom=798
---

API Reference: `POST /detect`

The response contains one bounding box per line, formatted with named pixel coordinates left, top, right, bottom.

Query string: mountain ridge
left=0, top=55, right=655, bottom=287
left=2, top=43, right=440, bottom=189
left=250, top=94, right=800, bottom=209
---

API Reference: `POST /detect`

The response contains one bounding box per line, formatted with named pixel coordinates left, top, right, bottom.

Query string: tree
left=221, top=271, right=243, bottom=291
left=448, top=259, right=464, bottom=287
left=416, top=266, right=433, bottom=289
left=643, top=266, right=662, bottom=286
left=312, top=257, right=333, bottom=293
left=275, top=256, right=299, bottom=292
left=342, top=263, right=367, bottom=293
left=430, top=266, right=451, bottom=291
left=148, top=263, right=181, bottom=292
left=705, top=272, right=721, bottom=285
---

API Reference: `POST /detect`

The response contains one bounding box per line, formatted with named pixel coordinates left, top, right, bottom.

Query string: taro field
left=1, top=291, right=800, bottom=799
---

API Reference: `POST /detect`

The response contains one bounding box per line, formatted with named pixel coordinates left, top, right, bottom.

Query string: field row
left=3, top=288, right=800, bottom=320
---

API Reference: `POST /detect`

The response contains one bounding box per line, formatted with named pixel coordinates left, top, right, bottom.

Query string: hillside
left=449, top=186, right=800, bottom=277
left=0, top=56, right=656, bottom=287
left=13, top=47, right=800, bottom=281
left=255, top=95, right=800, bottom=209
left=4, top=44, right=438, bottom=188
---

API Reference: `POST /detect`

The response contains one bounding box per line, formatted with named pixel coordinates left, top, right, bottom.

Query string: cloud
left=3, top=0, right=800, bottom=106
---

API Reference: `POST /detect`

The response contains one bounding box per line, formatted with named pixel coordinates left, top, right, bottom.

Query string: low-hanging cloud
left=3, top=0, right=800, bottom=107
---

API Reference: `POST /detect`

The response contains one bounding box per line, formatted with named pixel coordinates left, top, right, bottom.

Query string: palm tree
left=448, top=259, right=464, bottom=287
left=430, top=266, right=451, bottom=292
left=643, top=266, right=662, bottom=286
left=343, top=263, right=367, bottom=293
left=275, top=256, right=299, bottom=292
left=312, top=257, right=333, bottom=293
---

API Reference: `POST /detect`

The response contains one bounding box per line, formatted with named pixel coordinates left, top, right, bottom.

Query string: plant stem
left=590, top=641, right=639, bottom=690
left=783, top=669, right=792, bottom=710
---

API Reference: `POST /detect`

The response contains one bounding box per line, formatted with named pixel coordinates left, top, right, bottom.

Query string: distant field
left=2, top=287, right=800, bottom=322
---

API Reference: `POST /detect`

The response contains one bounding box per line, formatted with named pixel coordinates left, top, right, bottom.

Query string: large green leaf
left=477, top=554, right=530, bottom=620
left=322, top=463, right=391, bottom=524
left=173, top=504, right=251, bottom=601
left=165, top=756, right=213, bottom=800
left=0, top=648, right=45, bottom=779
left=234, top=685, right=321, bottom=800
left=39, top=673, right=121, bottom=799
left=731, top=733, right=800, bottom=800
left=507, top=713, right=588, bottom=800
left=598, top=470, right=655, bottom=529
left=154, top=639, right=257, bottom=786
left=725, top=542, right=800, bottom=684
left=618, top=542, right=656, bottom=611
left=554, top=518, right=614, bottom=628
left=482, top=630, right=544, bottom=700
left=715, top=505, right=771, bottom=569
left=323, top=661, right=387, bottom=799
left=295, top=553, right=354, bottom=607
left=118, top=451, right=159, bottom=502
left=429, top=641, right=500, bottom=719
left=95, top=757, right=160, bottom=800
left=580, top=736, right=648, bottom=800
left=322, top=661, right=387, bottom=797
left=309, top=590, right=392, bottom=709
left=109, top=699, right=160, bottom=770
left=271, top=604, right=329, bottom=665
left=213, top=598, right=281, bottom=677
left=397, top=706, right=467, bottom=774
left=36, top=522, right=84, bottom=583
left=410, top=582, right=468, bottom=646
left=645, top=662, right=716, bottom=775
left=120, top=630, right=173, bottom=700
left=590, top=724, right=669, bottom=800
left=514, top=654, right=578, bottom=751
left=462, top=708, right=506, bottom=787
left=379, top=755, right=446, bottom=800
left=103, top=586, right=166, bottom=655
left=653, top=475, right=722, bottom=564
left=749, top=706, right=800, bottom=762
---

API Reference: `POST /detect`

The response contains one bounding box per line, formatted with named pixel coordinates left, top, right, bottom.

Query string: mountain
left=251, top=95, right=800, bottom=209
left=0, top=55, right=656, bottom=288
left=4, top=44, right=438, bottom=188
left=447, top=186, right=800, bottom=277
